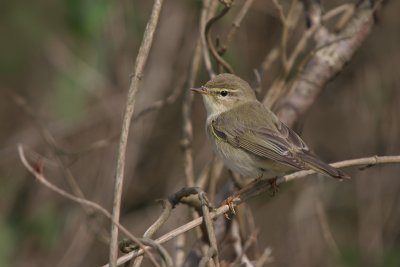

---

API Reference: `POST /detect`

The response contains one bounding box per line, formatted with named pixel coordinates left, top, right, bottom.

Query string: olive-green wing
left=211, top=112, right=309, bottom=171
left=211, top=103, right=349, bottom=179
left=268, top=122, right=349, bottom=179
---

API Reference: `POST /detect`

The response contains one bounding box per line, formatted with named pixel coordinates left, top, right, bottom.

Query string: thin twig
left=272, top=0, right=288, bottom=70
left=174, top=234, right=186, bottom=267
left=286, top=3, right=360, bottom=74
left=263, top=2, right=360, bottom=109
left=207, top=156, right=224, bottom=204
left=255, top=247, right=274, bottom=267
left=199, top=192, right=220, bottom=267
left=285, top=2, right=348, bottom=71
left=205, top=2, right=234, bottom=73
left=181, top=4, right=215, bottom=258
left=106, top=155, right=400, bottom=266
left=272, top=1, right=378, bottom=126
left=229, top=220, right=256, bottom=267
left=131, top=200, right=173, bottom=267
left=199, top=247, right=217, bottom=267
left=133, top=82, right=184, bottom=123
left=17, top=145, right=159, bottom=267
left=140, top=239, right=173, bottom=267
left=109, top=1, right=164, bottom=266
left=219, top=0, right=255, bottom=55
left=7, top=89, right=110, bottom=243
left=120, top=238, right=173, bottom=267
left=182, top=42, right=202, bottom=187
left=315, top=198, right=341, bottom=256
left=200, top=0, right=217, bottom=78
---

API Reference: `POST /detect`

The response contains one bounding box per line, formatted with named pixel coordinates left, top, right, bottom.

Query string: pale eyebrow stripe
left=212, top=88, right=239, bottom=95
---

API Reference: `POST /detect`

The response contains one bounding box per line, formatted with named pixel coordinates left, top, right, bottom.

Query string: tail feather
left=298, top=153, right=350, bottom=180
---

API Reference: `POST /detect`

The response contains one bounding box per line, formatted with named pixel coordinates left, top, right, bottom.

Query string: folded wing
left=211, top=103, right=349, bottom=179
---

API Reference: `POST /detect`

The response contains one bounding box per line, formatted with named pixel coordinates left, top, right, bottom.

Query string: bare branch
left=200, top=0, right=218, bottom=78
left=106, top=155, right=400, bottom=266
left=219, top=0, right=255, bottom=55
left=17, top=145, right=159, bottom=267
left=109, top=0, right=164, bottom=266
left=315, top=199, right=341, bottom=256
left=174, top=235, right=186, bottom=267
left=272, top=2, right=377, bottom=126
left=7, top=90, right=111, bottom=243
left=133, top=82, right=183, bottom=123
left=255, top=248, right=274, bottom=267
left=182, top=42, right=202, bottom=187
left=205, top=2, right=234, bottom=73
left=199, top=192, right=220, bottom=267
left=120, top=239, right=173, bottom=267
left=131, top=200, right=173, bottom=267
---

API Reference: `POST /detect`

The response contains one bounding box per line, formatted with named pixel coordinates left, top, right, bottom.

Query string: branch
left=205, top=0, right=234, bottom=73
left=109, top=0, right=164, bottom=266
left=17, top=145, right=159, bottom=267
left=271, top=1, right=378, bottom=126
left=200, top=0, right=218, bottom=78
left=105, top=154, right=400, bottom=266
left=130, top=200, right=173, bottom=267
left=7, top=89, right=111, bottom=243
left=132, top=82, right=183, bottom=123
left=218, top=0, right=255, bottom=55
left=181, top=42, right=202, bottom=187
left=199, top=192, right=220, bottom=267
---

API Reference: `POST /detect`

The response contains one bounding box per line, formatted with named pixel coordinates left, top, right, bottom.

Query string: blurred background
left=0, top=0, right=399, bottom=266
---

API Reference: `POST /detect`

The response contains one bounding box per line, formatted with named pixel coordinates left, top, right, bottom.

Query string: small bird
left=192, top=73, right=349, bottom=181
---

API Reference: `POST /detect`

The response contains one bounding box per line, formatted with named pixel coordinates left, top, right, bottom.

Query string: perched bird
left=192, top=73, right=349, bottom=181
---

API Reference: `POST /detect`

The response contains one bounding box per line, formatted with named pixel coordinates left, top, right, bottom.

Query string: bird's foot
left=268, top=177, right=280, bottom=197
left=222, top=196, right=237, bottom=219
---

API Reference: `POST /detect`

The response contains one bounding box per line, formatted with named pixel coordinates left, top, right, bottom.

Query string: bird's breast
left=206, top=122, right=260, bottom=178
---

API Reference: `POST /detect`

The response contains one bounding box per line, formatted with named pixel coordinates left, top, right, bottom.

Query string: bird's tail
left=298, top=153, right=350, bottom=180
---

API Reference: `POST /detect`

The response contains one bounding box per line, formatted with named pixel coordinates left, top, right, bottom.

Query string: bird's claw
left=222, top=196, right=236, bottom=219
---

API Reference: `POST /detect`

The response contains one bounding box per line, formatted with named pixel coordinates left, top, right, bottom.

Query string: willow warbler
left=192, top=73, right=349, bottom=180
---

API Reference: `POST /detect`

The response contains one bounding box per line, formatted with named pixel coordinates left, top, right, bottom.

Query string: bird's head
left=191, top=73, right=256, bottom=116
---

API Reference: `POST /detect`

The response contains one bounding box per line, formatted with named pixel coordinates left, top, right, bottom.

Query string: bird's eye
left=220, top=90, right=228, bottom=97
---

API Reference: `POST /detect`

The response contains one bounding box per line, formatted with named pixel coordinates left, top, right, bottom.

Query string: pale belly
left=209, top=133, right=292, bottom=179
left=205, top=117, right=294, bottom=179
left=213, top=139, right=261, bottom=177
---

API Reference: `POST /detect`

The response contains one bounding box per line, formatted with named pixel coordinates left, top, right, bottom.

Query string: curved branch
left=17, top=145, right=159, bottom=267
left=130, top=200, right=173, bottom=267
left=105, top=154, right=400, bottom=266
left=205, top=4, right=235, bottom=73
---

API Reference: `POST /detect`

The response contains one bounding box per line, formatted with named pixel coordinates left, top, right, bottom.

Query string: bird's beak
left=191, top=86, right=210, bottom=95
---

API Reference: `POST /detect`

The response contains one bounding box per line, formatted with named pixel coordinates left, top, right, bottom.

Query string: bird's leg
left=268, top=177, right=280, bottom=197
left=229, top=169, right=246, bottom=189
left=222, top=196, right=237, bottom=219
left=222, top=173, right=265, bottom=218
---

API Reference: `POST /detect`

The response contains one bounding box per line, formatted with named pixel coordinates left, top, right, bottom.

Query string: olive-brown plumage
left=192, top=73, right=349, bottom=180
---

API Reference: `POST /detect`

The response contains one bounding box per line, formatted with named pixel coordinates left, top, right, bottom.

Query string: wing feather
left=211, top=115, right=308, bottom=170
left=210, top=101, right=349, bottom=179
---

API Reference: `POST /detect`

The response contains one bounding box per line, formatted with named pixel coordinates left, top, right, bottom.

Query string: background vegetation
left=0, top=0, right=399, bottom=266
